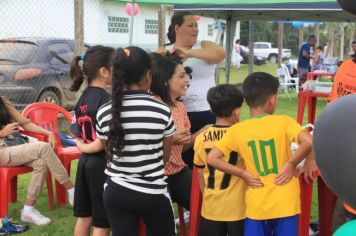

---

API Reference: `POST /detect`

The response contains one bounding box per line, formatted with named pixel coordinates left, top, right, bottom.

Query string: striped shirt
left=96, top=90, right=175, bottom=194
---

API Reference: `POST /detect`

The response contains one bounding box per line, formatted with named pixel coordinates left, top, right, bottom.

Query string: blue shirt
left=298, top=42, right=312, bottom=68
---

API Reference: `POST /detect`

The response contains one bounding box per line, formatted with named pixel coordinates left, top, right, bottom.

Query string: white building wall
left=0, top=0, right=239, bottom=51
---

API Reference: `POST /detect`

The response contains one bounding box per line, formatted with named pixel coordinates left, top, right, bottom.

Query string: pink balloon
left=126, top=3, right=139, bottom=16
left=195, top=15, right=201, bottom=21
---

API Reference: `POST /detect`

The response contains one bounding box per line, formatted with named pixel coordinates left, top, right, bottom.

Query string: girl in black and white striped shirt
left=96, top=46, right=176, bottom=236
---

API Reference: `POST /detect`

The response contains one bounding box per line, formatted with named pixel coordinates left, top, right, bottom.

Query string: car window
left=48, top=42, right=74, bottom=65
left=259, top=44, right=269, bottom=49
left=0, top=41, right=38, bottom=65
left=254, top=44, right=261, bottom=49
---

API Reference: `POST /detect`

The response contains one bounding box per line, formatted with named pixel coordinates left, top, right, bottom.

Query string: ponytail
left=165, top=25, right=175, bottom=46
left=107, top=49, right=127, bottom=160
left=69, top=56, right=84, bottom=91
left=70, top=45, right=115, bottom=92
left=107, top=47, right=151, bottom=161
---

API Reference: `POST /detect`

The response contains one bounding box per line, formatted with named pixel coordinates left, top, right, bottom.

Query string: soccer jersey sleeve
left=215, top=127, right=239, bottom=157
left=164, top=112, right=176, bottom=137
left=286, top=116, right=305, bottom=144
left=193, top=133, right=205, bottom=168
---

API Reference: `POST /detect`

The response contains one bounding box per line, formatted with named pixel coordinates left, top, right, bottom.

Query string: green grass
left=219, top=63, right=279, bottom=84
left=8, top=63, right=327, bottom=235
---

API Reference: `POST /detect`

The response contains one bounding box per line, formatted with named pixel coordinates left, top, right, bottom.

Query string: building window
left=108, top=16, right=129, bottom=33
left=208, top=24, right=214, bottom=36
left=145, top=19, right=158, bottom=34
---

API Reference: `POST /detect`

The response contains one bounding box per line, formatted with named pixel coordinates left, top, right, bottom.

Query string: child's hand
left=241, top=170, right=264, bottom=188
left=173, top=128, right=191, bottom=145
left=0, top=123, right=19, bottom=137
left=275, top=162, right=297, bottom=185
left=302, top=155, right=318, bottom=184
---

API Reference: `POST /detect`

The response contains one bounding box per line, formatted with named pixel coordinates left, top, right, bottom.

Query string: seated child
left=194, top=84, right=246, bottom=236
left=207, top=72, right=313, bottom=236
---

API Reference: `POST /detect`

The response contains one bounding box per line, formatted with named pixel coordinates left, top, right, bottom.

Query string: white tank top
left=167, top=43, right=217, bottom=112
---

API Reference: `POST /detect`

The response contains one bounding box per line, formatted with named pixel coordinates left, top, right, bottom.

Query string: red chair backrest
left=22, top=102, right=73, bottom=150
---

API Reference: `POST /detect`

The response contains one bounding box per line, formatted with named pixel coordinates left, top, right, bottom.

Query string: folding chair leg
left=46, top=172, right=55, bottom=210
left=56, top=160, right=71, bottom=206
left=10, top=176, right=18, bottom=203
left=0, top=172, right=11, bottom=218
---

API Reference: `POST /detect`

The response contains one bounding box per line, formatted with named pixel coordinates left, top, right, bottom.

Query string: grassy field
left=8, top=63, right=328, bottom=235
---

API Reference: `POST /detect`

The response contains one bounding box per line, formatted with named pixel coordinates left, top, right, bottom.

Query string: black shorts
left=73, top=153, right=110, bottom=228
left=199, top=217, right=245, bottom=236
left=103, top=178, right=176, bottom=236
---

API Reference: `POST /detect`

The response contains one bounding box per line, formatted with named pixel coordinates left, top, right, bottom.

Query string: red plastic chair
left=22, top=102, right=80, bottom=205
left=188, top=166, right=203, bottom=236
left=0, top=131, right=54, bottom=218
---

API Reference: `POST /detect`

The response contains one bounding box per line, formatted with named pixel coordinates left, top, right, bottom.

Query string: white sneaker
left=68, top=193, right=74, bottom=207
left=21, top=208, right=51, bottom=226
left=175, top=211, right=190, bottom=225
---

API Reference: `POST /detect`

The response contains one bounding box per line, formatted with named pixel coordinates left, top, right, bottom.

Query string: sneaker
left=0, top=218, right=29, bottom=235
left=183, top=211, right=190, bottom=223
left=0, top=228, right=10, bottom=236
left=175, top=211, right=190, bottom=225
left=68, top=193, right=74, bottom=207
left=21, top=208, right=51, bottom=226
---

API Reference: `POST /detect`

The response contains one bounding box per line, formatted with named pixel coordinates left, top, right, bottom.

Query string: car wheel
left=38, top=90, right=60, bottom=105
left=269, top=54, right=278, bottom=64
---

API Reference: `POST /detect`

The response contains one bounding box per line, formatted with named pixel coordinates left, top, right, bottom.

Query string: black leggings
left=103, top=179, right=176, bottom=236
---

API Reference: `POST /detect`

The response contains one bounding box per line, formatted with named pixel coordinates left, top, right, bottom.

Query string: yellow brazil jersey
left=194, top=125, right=246, bottom=221
left=215, top=115, right=305, bottom=220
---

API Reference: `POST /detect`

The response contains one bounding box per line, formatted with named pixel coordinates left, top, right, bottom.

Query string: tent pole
left=74, top=0, right=85, bottom=100
left=278, top=22, right=284, bottom=67
left=315, top=23, right=320, bottom=46
left=158, top=4, right=166, bottom=48
left=299, top=24, right=304, bottom=48
left=224, top=12, right=236, bottom=84
left=129, top=0, right=135, bottom=46
left=248, top=21, right=254, bottom=75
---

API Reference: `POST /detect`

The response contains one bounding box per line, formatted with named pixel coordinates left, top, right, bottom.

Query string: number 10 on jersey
left=248, top=139, right=278, bottom=176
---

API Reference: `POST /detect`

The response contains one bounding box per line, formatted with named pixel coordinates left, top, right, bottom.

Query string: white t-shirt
left=167, top=43, right=217, bottom=112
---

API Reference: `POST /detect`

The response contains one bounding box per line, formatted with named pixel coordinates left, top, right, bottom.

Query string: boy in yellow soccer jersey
left=207, top=72, right=313, bottom=236
left=194, top=84, right=246, bottom=236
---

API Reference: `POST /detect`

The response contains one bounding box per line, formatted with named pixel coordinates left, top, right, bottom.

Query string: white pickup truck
left=253, top=42, right=292, bottom=63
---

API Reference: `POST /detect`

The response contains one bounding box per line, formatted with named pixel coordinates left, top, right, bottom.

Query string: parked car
left=240, top=45, right=266, bottom=66
left=253, top=42, right=292, bottom=64
left=0, top=37, right=89, bottom=109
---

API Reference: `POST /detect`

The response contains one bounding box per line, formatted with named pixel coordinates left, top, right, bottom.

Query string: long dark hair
left=150, top=53, right=183, bottom=106
left=165, top=11, right=194, bottom=46
left=70, top=45, right=115, bottom=91
left=107, top=47, right=151, bottom=160
left=0, top=97, right=12, bottom=127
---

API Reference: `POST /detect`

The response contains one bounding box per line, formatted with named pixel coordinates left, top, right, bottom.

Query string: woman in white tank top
left=161, top=11, right=225, bottom=168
